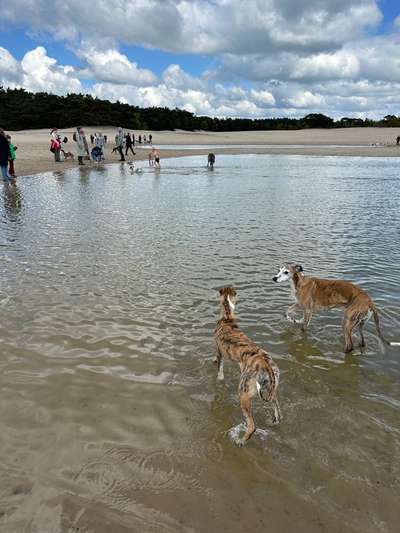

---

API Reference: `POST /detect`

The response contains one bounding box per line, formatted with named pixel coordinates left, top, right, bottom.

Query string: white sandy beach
left=7, top=126, right=400, bottom=178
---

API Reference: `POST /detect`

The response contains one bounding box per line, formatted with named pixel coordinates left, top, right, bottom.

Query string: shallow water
left=140, top=143, right=367, bottom=150
left=0, top=154, right=399, bottom=533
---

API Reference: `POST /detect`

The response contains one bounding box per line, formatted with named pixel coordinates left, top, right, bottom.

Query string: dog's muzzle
left=272, top=276, right=278, bottom=282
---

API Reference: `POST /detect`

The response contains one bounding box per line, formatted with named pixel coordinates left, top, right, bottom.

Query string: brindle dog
left=214, top=287, right=281, bottom=446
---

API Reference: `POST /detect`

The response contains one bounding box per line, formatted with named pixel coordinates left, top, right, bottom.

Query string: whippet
left=273, top=263, right=399, bottom=352
left=214, top=287, right=281, bottom=446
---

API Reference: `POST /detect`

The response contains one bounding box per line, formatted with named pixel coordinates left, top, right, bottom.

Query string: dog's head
left=272, top=263, right=303, bottom=283
left=219, top=286, right=237, bottom=311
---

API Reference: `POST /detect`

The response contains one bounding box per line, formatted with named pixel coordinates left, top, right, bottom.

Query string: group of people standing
left=50, top=127, right=155, bottom=165
left=51, top=127, right=106, bottom=165
left=0, top=128, right=17, bottom=185
left=113, top=130, right=152, bottom=161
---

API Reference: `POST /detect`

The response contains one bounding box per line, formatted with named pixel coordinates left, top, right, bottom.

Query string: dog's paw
left=286, top=314, right=299, bottom=324
left=233, top=437, right=245, bottom=447
left=217, top=374, right=224, bottom=382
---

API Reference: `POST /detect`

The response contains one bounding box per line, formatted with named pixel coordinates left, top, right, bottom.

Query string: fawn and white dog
left=214, top=287, right=281, bottom=446
left=273, top=263, right=399, bottom=352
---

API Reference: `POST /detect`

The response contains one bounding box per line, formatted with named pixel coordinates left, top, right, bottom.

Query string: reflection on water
left=2, top=185, right=23, bottom=223
left=0, top=155, right=399, bottom=532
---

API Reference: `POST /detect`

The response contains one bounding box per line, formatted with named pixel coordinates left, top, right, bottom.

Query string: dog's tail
left=256, top=359, right=279, bottom=402
left=371, top=306, right=399, bottom=346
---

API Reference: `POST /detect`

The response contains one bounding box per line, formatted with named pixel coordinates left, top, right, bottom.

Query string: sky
left=0, top=0, right=399, bottom=119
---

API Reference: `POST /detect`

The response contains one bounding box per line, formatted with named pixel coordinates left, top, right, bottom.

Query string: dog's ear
left=219, top=288, right=224, bottom=295
left=295, top=264, right=303, bottom=273
left=231, top=288, right=237, bottom=297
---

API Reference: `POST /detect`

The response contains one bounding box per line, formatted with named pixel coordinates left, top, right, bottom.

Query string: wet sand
left=7, top=126, right=400, bottom=178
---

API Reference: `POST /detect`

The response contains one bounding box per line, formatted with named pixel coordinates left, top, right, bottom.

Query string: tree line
left=1, top=87, right=399, bottom=131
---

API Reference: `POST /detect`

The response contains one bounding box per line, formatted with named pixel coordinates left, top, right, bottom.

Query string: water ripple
left=0, top=154, right=399, bottom=532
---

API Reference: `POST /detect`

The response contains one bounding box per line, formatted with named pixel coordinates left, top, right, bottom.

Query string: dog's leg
left=271, top=398, right=282, bottom=425
left=343, top=309, right=355, bottom=353
left=286, top=303, right=302, bottom=323
left=301, top=307, right=313, bottom=333
left=358, top=320, right=366, bottom=348
left=217, top=358, right=224, bottom=381
left=213, top=346, right=219, bottom=363
left=235, top=392, right=255, bottom=446
left=215, top=348, right=225, bottom=381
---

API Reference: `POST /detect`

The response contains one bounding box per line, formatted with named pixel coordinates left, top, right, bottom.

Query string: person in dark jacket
left=125, top=133, right=135, bottom=156
left=0, top=128, right=12, bottom=183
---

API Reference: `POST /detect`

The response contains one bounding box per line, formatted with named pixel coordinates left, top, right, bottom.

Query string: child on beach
left=154, top=149, right=160, bottom=169
left=149, top=146, right=157, bottom=166
left=0, top=128, right=12, bottom=184
left=7, top=135, right=17, bottom=183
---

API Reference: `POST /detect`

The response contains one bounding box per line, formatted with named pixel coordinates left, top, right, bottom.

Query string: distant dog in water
left=273, top=263, right=400, bottom=352
left=63, top=151, right=74, bottom=160
left=214, top=287, right=281, bottom=446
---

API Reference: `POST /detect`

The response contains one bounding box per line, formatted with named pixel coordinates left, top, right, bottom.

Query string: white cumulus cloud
left=287, top=90, right=326, bottom=108
left=78, top=47, right=157, bottom=86
left=291, top=50, right=360, bottom=81
left=162, top=64, right=205, bottom=90
left=1, top=0, right=383, bottom=55
left=0, top=1, right=399, bottom=119
left=0, top=47, right=23, bottom=86
left=1, top=46, right=82, bottom=94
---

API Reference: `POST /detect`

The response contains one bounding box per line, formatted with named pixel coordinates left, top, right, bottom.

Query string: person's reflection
left=119, top=162, right=127, bottom=178
left=78, top=165, right=92, bottom=193
left=2, top=184, right=23, bottom=222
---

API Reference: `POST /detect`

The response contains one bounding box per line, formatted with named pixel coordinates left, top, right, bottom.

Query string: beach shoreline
left=6, top=126, right=400, bottom=178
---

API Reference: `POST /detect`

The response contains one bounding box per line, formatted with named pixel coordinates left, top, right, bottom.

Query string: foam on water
left=228, top=423, right=270, bottom=445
